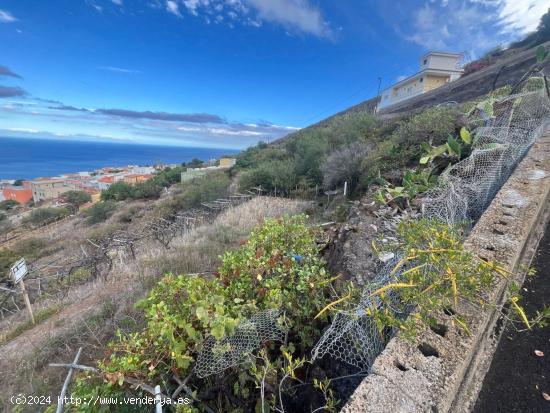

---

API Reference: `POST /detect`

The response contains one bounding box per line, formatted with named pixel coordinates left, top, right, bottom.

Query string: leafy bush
left=237, top=113, right=379, bottom=193
left=129, top=180, right=162, bottom=199
left=239, top=159, right=298, bottom=194
left=74, top=215, right=336, bottom=412
left=375, top=169, right=437, bottom=210
left=86, top=201, right=117, bottom=225
left=184, top=158, right=205, bottom=168
left=0, top=200, right=19, bottom=211
left=392, top=107, right=461, bottom=148
left=236, top=142, right=286, bottom=169
left=179, top=171, right=230, bottom=209
left=22, top=207, right=69, bottom=227
left=365, top=107, right=463, bottom=176
left=62, top=190, right=92, bottom=206
left=362, top=219, right=537, bottom=338
left=101, top=167, right=184, bottom=201
left=100, top=182, right=135, bottom=201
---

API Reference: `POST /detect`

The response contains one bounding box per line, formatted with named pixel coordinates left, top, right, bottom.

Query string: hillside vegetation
left=237, top=107, right=464, bottom=197
left=1, top=15, right=549, bottom=412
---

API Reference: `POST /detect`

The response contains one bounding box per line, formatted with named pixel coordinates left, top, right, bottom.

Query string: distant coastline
left=0, top=136, right=239, bottom=181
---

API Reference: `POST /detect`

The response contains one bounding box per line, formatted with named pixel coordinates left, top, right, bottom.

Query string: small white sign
left=10, top=258, right=28, bottom=284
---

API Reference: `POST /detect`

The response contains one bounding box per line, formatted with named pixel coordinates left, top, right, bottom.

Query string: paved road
left=475, top=221, right=550, bottom=412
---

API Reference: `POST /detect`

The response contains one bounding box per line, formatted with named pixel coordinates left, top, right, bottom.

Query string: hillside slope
left=274, top=40, right=550, bottom=146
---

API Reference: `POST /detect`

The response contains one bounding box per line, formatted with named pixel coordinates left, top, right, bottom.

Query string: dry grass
left=138, top=196, right=311, bottom=278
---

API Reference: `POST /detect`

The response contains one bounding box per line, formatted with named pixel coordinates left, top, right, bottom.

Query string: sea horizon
left=0, top=136, right=239, bottom=181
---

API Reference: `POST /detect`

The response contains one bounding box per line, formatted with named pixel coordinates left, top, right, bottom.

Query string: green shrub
left=130, top=180, right=162, bottom=199
left=236, top=141, right=275, bottom=169
left=101, top=167, right=184, bottom=202
left=75, top=215, right=336, bottom=411
left=236, top=113, right=379, bottom=193
left=22, top=207, right=69, bottom=227
left=101, top=182, right=134, bottom=201
left=179, top=171, right=230, bottom=209
left=392, top=107, right=461, bottom=148
left=0, top=200, right=19, bottom=211
left=239, top=159, right=298, bottom=194
left=86, top=201, right=117, bottom=224
left=62, top=190, right=92, bottom=206
left=361, top=219, right=538, bottom=338
left=364, top=107, right=463, bottom=176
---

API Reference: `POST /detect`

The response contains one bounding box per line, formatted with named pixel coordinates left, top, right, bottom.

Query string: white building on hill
left=378, top=51, right=463, bottom=110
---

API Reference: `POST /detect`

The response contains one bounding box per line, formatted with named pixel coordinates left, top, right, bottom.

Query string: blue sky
left=0, top=0, right=547, bottom=149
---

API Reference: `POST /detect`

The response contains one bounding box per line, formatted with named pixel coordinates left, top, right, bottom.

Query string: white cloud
left=399, top=0, right=547, bottom=55
left=405, top=3, right=454, bottom=49
left=493, top=0, right=548, bottom=34
left=244, top=0, right=332, bottom=37
left=111, top=0, right=123, bottom=5
left=99, top=66, right=141, bottom=74
left=166, top=0, right=332, bottom=37
left=7, top=127, right=39, bottom=134
left=207, top=127, right=263, bottom=136
left=183, top=0, right=201, bottom=15
left=0, top=9, right=17, bottom=23
left=166, top=0, right=182, bottom=17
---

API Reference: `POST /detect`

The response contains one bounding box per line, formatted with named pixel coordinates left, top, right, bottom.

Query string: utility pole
left=375, top=77, right=382, bottom=114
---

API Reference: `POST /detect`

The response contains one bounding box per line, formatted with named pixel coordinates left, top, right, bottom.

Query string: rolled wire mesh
left=194, top=309, right=286, bottom=378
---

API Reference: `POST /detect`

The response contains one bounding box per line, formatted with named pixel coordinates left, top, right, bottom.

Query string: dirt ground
left=475, top=221, right=550, bottom=412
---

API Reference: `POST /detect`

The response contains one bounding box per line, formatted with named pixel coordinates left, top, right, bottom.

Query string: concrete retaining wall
left=343, top=127, right=550, bottom=412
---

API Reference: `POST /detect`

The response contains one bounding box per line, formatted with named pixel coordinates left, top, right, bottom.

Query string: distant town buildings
left=2, top=181, right=33, bottom=204
left=123, top=173, right=155, bottom=185
left=30, top=179, right=75, bottom=203
left=180, top=157, right=237, bottom=182
left=219, top=157, right=237, bottom=168
left=378, top=51, right=463, bottom=110
left=1, top=157, right=234, bottom=206
left=97, top=176, right=115, bottom=190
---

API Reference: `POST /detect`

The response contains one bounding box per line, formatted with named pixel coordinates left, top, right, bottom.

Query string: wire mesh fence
left=310, top=75, right=550, bottom=371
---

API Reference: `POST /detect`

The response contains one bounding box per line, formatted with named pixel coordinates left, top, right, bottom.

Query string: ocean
left=0, top=137, right=239, bottom=180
